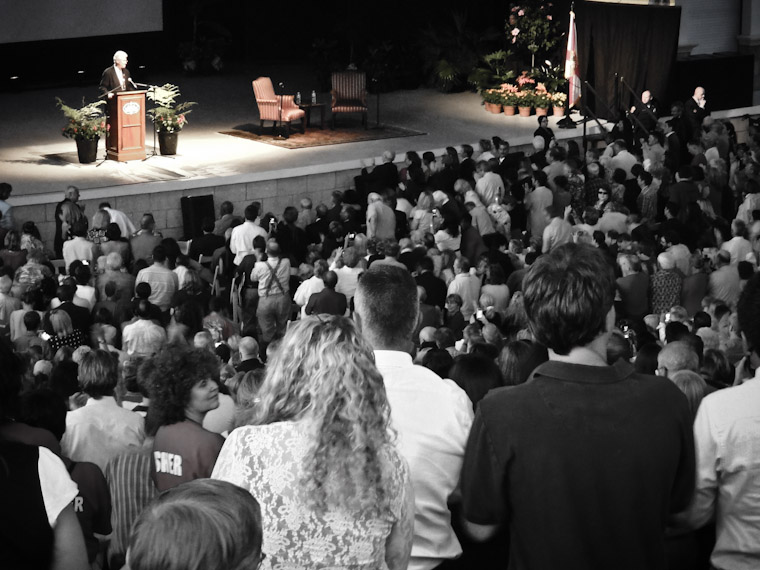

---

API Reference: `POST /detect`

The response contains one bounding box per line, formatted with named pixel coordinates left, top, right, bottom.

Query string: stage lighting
left=9, top=76, right=19, bottom=80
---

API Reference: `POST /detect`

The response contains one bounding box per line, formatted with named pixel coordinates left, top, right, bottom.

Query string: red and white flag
left=564, top=10, right=581, bottom=108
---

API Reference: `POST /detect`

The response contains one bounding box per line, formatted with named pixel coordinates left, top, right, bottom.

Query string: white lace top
left=212, top=421, right=411, bottom=570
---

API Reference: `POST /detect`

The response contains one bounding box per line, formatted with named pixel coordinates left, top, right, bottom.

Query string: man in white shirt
left=229, top=203, right=268, bottom=266
left=61, top=349, right=145, bottom=471
left=601, top=139, right=638, bottom=180
left=474, top=160, right=504, bottom=206
left=135, top=245, right=178, bottom=313
left=354, top=265, right=473, bottom=570
left=447, top=257, right=480, bottom=321
left=97, top=201, right=136, bottom=237
left=675, top=273, right=760, bottom=569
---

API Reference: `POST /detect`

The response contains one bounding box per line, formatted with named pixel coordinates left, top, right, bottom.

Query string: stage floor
left=0, top=64, right=594, bottom=207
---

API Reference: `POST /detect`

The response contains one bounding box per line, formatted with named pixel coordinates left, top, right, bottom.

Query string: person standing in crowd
left=213, top=315, right=414, bottom=570
left=673, top=272, right=760, bottom=568
left=684, top=86, right=708, bottom=140
left=140, top=346, right=224, bottom=492
left=354, top=266, right=473, bottom=570
left=251, top=240, right=291, bottom=346
left=461, top=243, right=694, bottom=569
left=61, top=350, right=145, bottom=471
left=54, top=185, right=86, bottom=259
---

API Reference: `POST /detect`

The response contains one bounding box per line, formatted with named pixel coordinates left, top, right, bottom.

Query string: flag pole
left=558, top=3, right=579, bottom=128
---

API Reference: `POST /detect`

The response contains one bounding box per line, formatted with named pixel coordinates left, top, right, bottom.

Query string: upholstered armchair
left=330, top=71, right=368, bottom=129
left=252, top=77, right=305, bottom=136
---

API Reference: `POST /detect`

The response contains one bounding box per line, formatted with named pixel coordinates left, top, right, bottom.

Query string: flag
left=564, top=10, right=581, bottom=108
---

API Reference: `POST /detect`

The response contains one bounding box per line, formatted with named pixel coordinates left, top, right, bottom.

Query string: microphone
left=128, top=78, right=138, bottom=89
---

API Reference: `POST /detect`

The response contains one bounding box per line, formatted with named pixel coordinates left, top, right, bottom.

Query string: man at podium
left=99, top=50, right=135, bottom=98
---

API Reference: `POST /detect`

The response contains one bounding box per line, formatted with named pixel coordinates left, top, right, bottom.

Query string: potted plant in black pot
left=146, top=84, right=196, bottom=155
left=56, top=97, right=108, bottom=163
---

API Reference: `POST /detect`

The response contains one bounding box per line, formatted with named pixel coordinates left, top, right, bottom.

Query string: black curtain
left=576, top=1, right=681, bottom=120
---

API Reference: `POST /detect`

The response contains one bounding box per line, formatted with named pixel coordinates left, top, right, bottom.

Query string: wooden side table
left=298, top=102, right=325, bottom=130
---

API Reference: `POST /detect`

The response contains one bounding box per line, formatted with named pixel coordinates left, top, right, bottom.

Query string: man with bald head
left=684, top=86, right=708, bottom=140
left=236, top=336, right=263, bottom=372
left=656, top=340, right=699, bottom=378
left=650, top=252, right=683, bottom=315
left=366, top=192, right=396, bottom=240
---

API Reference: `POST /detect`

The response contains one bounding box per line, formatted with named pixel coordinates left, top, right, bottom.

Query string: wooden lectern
left=106, top=90, right=147, bottom=161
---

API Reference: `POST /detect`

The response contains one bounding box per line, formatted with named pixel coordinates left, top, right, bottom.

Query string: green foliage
left=56, top=97, right=107, bottom=141
left=468, top=50, right=517, bottom=93
left=506, top=2, right=562, bottom=69
left=146, top=84, right=196, bottom=133
left=418, top=11, right=501, bottom=93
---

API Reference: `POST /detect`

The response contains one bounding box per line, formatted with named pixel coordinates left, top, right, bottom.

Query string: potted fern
left=56, top=97, right=108, bottom=163
left=146, top=83, right=196, bottom=155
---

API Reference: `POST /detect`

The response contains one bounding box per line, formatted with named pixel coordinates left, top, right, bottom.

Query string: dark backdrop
left=576, top=1, right=681, bottom=120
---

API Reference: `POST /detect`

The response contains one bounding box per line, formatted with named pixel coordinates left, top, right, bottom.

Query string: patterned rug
left=219, top=122, right=426, bottom=149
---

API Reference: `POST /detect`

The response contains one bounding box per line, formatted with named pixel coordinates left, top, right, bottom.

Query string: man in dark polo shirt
left=461, top=243, right=695, bottom=570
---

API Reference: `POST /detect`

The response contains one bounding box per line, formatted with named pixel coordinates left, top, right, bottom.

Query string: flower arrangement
left=146, top=83, right=196, bottom=133
left=482, top=88, right=505, bottom=105
left=56, top=97, right=108, bottom=141
left=551, top=92, right=567, bottom=106
left=514, top=90, right=535, bottom=108
left=533, top=84, right=552, bottom=108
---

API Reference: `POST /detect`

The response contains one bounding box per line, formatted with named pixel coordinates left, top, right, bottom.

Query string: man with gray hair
left=650, top=252, right=682, bottom=315
left=97, top=252, right=135, bottom=300
left=100, top=50, right=135, bottom=97
left=656, top=340, right=699, bottom=378
left=366, top=192, right=396, bottom=240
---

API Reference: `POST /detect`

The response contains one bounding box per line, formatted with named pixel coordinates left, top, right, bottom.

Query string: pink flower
left=511, top=28, right=520, bottom=36
left=518, top=9, right=525, bottom=16
left=547, top=15, right=552, bottom=20
left=512, top=37, right=517, bottom=44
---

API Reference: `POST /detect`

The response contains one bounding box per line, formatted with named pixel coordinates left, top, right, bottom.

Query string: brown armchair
left=330, top=71, right=368, bottom=129
left=252, top=77, right=305, bottom=136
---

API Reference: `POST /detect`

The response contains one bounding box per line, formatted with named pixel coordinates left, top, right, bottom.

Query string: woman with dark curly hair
left=141, top=346, right=224, bottom=492
left=212, top=315, right=414, bottom=570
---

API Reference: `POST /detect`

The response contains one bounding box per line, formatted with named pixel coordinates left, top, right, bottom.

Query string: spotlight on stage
left=9, top=76, right=19, bottom=80
left=77, top=70, right=85, bottom=74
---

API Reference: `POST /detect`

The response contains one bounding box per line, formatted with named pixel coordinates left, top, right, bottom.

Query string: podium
left=106, top=90, right=146, bottom=161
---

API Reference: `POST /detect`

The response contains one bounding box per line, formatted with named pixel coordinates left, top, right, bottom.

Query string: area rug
left=219, top=122, right=426, bottom=149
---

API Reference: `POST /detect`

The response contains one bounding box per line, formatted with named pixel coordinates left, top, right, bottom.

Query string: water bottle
left=295, top=91, right=301, bottom=105
left=311, top=90, right=316, bottom=104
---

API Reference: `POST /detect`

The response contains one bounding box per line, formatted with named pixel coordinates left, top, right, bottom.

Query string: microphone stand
left=275, top=82, right=287, bottom=140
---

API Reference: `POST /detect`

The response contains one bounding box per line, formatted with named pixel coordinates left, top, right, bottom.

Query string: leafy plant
left=506, top=3, right=562, bottom=70
left=56, top=97, right=107, bottom=140
left=146, top=84, right=196, bottom=133
left=418, top=11, right=501, bottom=92
left=469, top=50, right=517, bottom=93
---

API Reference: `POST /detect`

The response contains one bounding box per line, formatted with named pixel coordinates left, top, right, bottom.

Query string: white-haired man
left=100, top=50, right=135, bottom=97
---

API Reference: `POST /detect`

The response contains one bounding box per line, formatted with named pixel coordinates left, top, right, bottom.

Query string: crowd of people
left=2, top=83, right=760, bottom=570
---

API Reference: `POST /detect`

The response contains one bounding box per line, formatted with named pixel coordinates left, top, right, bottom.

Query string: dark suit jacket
left=56, top=302, right=92, bottom=333
left=683, top=97, right=708, bottom=140
left=99, top=66, right=135, bottom=95
left=665, top=132, right=682, bottom=173
left=415, top=271, right=447, bottom=309
left=305, top=288, right=347, bottom=316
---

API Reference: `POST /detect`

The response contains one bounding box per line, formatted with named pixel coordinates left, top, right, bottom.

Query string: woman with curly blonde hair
left=212, top=315, right=414, bottom=570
